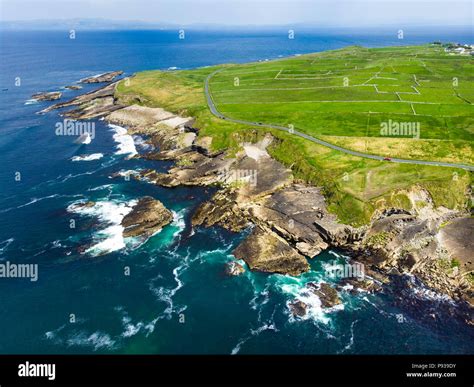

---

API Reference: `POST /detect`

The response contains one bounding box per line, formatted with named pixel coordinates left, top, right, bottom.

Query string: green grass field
left=210, top=45, right=474, bottom=162
left=116, top=44, right=473, bottom=226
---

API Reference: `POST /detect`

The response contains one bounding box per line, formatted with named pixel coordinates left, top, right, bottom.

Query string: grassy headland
left=116, top=45, right=473, bottom=226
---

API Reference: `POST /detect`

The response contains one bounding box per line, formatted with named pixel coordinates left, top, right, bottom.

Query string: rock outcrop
left=352, top=187, right=473, bottom=308
left=140, top=131, right=362, bottom=276
left=307, top=282, right=341, bottom=308
left=121, top=197, right=173, bottom=238
left=224, top=261, right=245, bottom=276
left=32, top=91, right=62, bottom=101
left=38, top=81, right=124, bottom=118
left=289, top=300, right=308, bottom=317
left=233, top=227, right=310, bottom=276
left=438, top=217, right=474, bottom=275
left=79, top=71, right=123, bottom=83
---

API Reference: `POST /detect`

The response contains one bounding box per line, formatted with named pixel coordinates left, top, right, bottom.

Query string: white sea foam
left=282, top=282, right=330, bottom=324
left=171, top=209, right=186, bottom=235
left=148, top=250, right=190, bottom=325
left=277, top=277, right=344, bottom=324
left=0, top=194, right=63, bottom=214
left=338, top=320, right=358, bottom=354
left=24, top=99, right=39, bottom=105
left=403, top=273, right=454, bottom=304
left=133, top=135, right=153, bottom=151
left=231, top=321, right=277, bottom=355
left=66, top=331, right=116, bottom=351
left=328, top=250, right=342, bottom=258
left=88, top=184, right=114, bottom=192
left=67, top=199, right=137, bottom=256
left=71, top=153, right=104, bottom=162
left=44, top=324, right=66, bottom=343
left=154, top=208, right=187, bottom=246
left=58, top=169, right=100, bottom=183
left=114, top=307, right=157, bottom=338
left=109, top=124, right=137, bottom=156
left=0, top=238, right=14, bottom=255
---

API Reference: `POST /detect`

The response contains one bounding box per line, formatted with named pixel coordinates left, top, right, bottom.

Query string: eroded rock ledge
left=121, top=197, right=173, bottom=238
left=79, top=71, right=124, bottom=84
left=32, top=91, right=62, bottom=101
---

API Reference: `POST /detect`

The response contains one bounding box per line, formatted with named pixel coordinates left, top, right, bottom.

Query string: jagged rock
left=107, top=105, right=176, bottom=131
left=68, top=201, right=95, bottom=211
left=64, top=96, right=123, bottom=120
left=121, top=197, right=173, bottom=238
left=224, top=261, right=245, bottom=276
left=338, top=277, right=382, bottom=293
left=233, top=227, right=310, bottom=276
left=307, top=282, right=341, bottom=308
left=289, top=300, right=308, bottom=317
left=147, top=151, right=236, bottom=187
left=192, top=189, right=248, bottom=232
left=439, top=217, right=474, bottom=274
left=248, top=185, right=333, bottom=257
left=79, top=71, right=123, bottom=83
left=65, top=85, right=82, bottom=90
left=32, top=91, right=62, bottom=101
left=38, top=82, right=121, bottom=115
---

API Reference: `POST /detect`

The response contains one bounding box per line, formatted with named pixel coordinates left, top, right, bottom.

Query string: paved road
left=205, top=70, right=474, bottom=171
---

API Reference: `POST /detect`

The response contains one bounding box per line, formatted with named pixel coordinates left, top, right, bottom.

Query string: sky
left=0, top=0, right=472, bottom=27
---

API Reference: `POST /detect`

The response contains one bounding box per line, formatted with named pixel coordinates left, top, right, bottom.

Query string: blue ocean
left=0, top=28, right=473, bottom=354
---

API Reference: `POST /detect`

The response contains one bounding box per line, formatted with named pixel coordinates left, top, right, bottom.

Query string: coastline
left=37, top=63, right=474, bottom=325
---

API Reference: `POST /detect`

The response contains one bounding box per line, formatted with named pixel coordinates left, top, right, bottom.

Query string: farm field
left=209, top=45, right=474, bottom=159
left=116, top=45, right=473, bottom=225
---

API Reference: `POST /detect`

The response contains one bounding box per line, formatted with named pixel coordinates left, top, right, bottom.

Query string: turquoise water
left=0, top=29, right=473, bottom=354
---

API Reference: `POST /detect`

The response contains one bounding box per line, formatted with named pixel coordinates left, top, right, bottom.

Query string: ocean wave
left=109, top=169, right=140, bottom=180
left=58, top=169, right=101, bottom=183
left=194, top=247, right=233, bottom=265
left=0, top=237, right=14, bottom=254
left=121, top=317, right=145, bottom=338
left=231, top=320, right=278, bottom=355
left=45, top=323, right=115, bottom=351
left=248, top=280, right=271, bottom=311
left=66, top=331, right=116, bottom=351
left=148, top=250, right=190, bottom=323
left=171, top=209, right=186, bottom=238
left=88, top=184, right=114, bottom=192
left=337, top=320, right=358, bottom=354
left=328, top=250, right=342, bottom=258
left=133, top=135, right=154, bottom=152
left=24, top=99, right=39, bottom=105
left=109, top=124, right=137, bottom=156
left=114, top=307, right=156, bottom=338
left=276, top=276, right=344, bottom=324
left=0, top=194, right=73, bottom=214
left=44, top=324, right=67, bottom=344
left=71, top=153, right=104, bottom=162
left=404, top=274, right=454, bottom=304
left=67, top=199, right=137, bottom=256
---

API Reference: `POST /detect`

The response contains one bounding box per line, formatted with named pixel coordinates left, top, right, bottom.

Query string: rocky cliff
left=42, top=80, right=473, bottom=321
